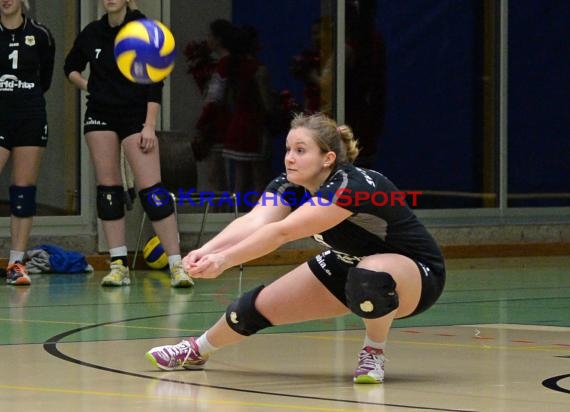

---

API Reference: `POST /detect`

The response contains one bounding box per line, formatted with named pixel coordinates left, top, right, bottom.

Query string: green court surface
left=1, top=256, right=569, bottom=344
left=1, top=257, right=569, bottom=412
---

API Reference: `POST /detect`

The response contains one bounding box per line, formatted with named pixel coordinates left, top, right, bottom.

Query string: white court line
left=458, top=324, right=570, bottom=332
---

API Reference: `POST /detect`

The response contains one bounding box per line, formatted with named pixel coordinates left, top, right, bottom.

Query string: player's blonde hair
left=22, top=0, right=30, bottom=11
left=290, top=112, right=360, bottom=165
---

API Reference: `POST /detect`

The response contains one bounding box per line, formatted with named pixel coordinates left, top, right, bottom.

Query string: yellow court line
left=0, top=317, right=202, bottom=333
left=0, top=384, right=367, bottom=412
left=2, top=317, right=567, bottom=353
left=0, top=318, right=90, bottom=326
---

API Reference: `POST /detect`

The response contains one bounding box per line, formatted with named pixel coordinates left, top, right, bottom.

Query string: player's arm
left=39, top=28, right=56, bottom=93
left=64, top=32, right=88, bottom=91
left=67, top=71, right=88, bottom=91
left=139, top=101, right=159, bottom=152
left=198, top=194, right=291, bottom=254
left=190, top=200, right=352, bottom=278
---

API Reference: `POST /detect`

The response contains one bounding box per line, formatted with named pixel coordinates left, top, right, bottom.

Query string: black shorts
left=0, top=117, right=48, bottom=150
left=307, top=250, right=445, bottom=318
left=83, top=107, right=146, bottom=141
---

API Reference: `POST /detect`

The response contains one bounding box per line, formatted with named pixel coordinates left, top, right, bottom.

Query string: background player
left=0, top=0, right=55, bottom=285
left=63, top=0, right=192, bottom=288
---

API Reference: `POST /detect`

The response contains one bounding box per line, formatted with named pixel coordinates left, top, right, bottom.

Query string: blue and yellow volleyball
left=114, top=19, right=176, bottom=84
left=143, top=235, right=169, bottom=270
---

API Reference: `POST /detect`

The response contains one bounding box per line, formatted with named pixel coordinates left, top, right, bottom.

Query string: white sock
left=9, top=250, right=25, bottom=265
left=109, top=246, right=128, bottom=259
left=196, top=332, right=218, bottom=356
left=168, top=254, right=182, bottom=270
left=364, top=335, right=386, bottom=350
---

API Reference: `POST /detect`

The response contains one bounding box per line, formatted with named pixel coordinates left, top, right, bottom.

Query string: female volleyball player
left=146, top=112, right=446, bottom=383
left=0, top=0, right=55, bottom=285
left=63, top=0, right=192, bottom=288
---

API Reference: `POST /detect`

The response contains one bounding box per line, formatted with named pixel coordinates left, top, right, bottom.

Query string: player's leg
left=146, top=261, right=350, bottom=370
left=343, top=253, right=422, bottom=383
left=86, top=130, right=130, bottom=285
left=6, top=146, right=44, bottom=285
left=122, top=133, right=192, bottom=287
left=0, top=147, right=10, bottom=174
left=356, top=253, right=422, bottom=340
left=87, top=130, right=125, bottom=247
left=9, top=146, right=45, bottom=252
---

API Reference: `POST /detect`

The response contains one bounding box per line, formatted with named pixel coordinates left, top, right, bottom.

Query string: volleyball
left=143, top=235, right=169, bottom=269
left=114, top=19, right=176, bottom=84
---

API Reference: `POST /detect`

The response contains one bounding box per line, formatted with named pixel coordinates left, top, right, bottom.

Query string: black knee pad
left=9, top=185, right=37, bottom=217
left=138, top=183, right=175, bottom=221
left=96, top=185, right=125, bottom=220
left=225, top=285, right=273, bottom=336
left=345, top=267, right=399, bottom=319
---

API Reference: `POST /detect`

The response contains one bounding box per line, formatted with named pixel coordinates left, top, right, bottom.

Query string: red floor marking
left=401, top=330, right=422, bottom=334
left=553, top=343, right=570, bottom=347
left=473, top=336, right=494, bottom=340
left=435, top=333, right=456, bottom=336
left=511, top=339, right=535, bottom=343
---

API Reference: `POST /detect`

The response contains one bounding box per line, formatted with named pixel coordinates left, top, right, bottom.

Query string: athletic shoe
left=6, top=261, right=31, bottom=286
left=353, top=346, right=385, bottom=384
left=100, top=260, right=131, bottom=286
left=146, top=337, right=208, bottom=371
left=170, top=261, right=194, bottom=288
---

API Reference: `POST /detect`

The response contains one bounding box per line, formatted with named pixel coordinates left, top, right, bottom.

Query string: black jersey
left=63, top=9, right=162, bottom=111
left=0, top=15, right=55, bottom=119
left=265, top=163, right=445, bottom=274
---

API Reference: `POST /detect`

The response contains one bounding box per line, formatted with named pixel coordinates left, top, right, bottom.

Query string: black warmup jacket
left=63, top=9, right=162, bottom=112
left=0, top=14, right=55, bottom=120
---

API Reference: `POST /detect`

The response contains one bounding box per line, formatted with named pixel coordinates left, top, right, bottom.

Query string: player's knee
left=225, top=285, right=273, bottom=336
left=9, top=185, right=37, bottom=217
left=345, top=267, right=399, bottom=319
left=96, top=185, right=125, bottom=220
left=138, top=183, right=174, bottom=221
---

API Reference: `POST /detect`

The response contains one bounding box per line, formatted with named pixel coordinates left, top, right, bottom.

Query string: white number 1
left=8, top=50, right=18, bottom=69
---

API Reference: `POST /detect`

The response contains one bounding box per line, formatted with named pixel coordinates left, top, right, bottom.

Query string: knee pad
left=9, top=185, right=37, bottom=217
left=225, top=285, right=273, bottom=336
left=345, top=267, right=399, bottom=319
left=96, top=185, right=125, bottom=220
left=138, top=183, right=174, bottom=221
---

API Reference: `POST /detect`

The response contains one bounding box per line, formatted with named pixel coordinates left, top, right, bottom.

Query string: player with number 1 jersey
left=0, top=11, right=54, bottom=125
left=0, top=0, right=55, bottom=286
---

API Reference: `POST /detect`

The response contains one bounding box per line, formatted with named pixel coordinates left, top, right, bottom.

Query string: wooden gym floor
left=0, top=256, right=569, bottom=411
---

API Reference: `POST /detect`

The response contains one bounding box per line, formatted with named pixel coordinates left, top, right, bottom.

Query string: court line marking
left=458, top=324, right=570, bottom=332
left=294, top=333, right=570, bottom=353
left=40, top=315, right=477, bottom=412
left=0, top=383, right=475, bottom=412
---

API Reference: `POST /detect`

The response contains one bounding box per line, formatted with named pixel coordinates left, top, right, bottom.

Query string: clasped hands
left=182, top=250, right=228, bottom=279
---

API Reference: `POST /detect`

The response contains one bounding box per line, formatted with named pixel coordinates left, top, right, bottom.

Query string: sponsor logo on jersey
left=332, top=250, right=361, bottom=265
left=84, top=117, right=108, bottom=126
left=313, top=234, right=332, bottom=249
left=315, top=252, right=332, bottom=276
left=0, top=74, right=35, bottom=91
left=25, top=36, right=36, bottom=46
left=357, top=168, right=377, bottom=188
